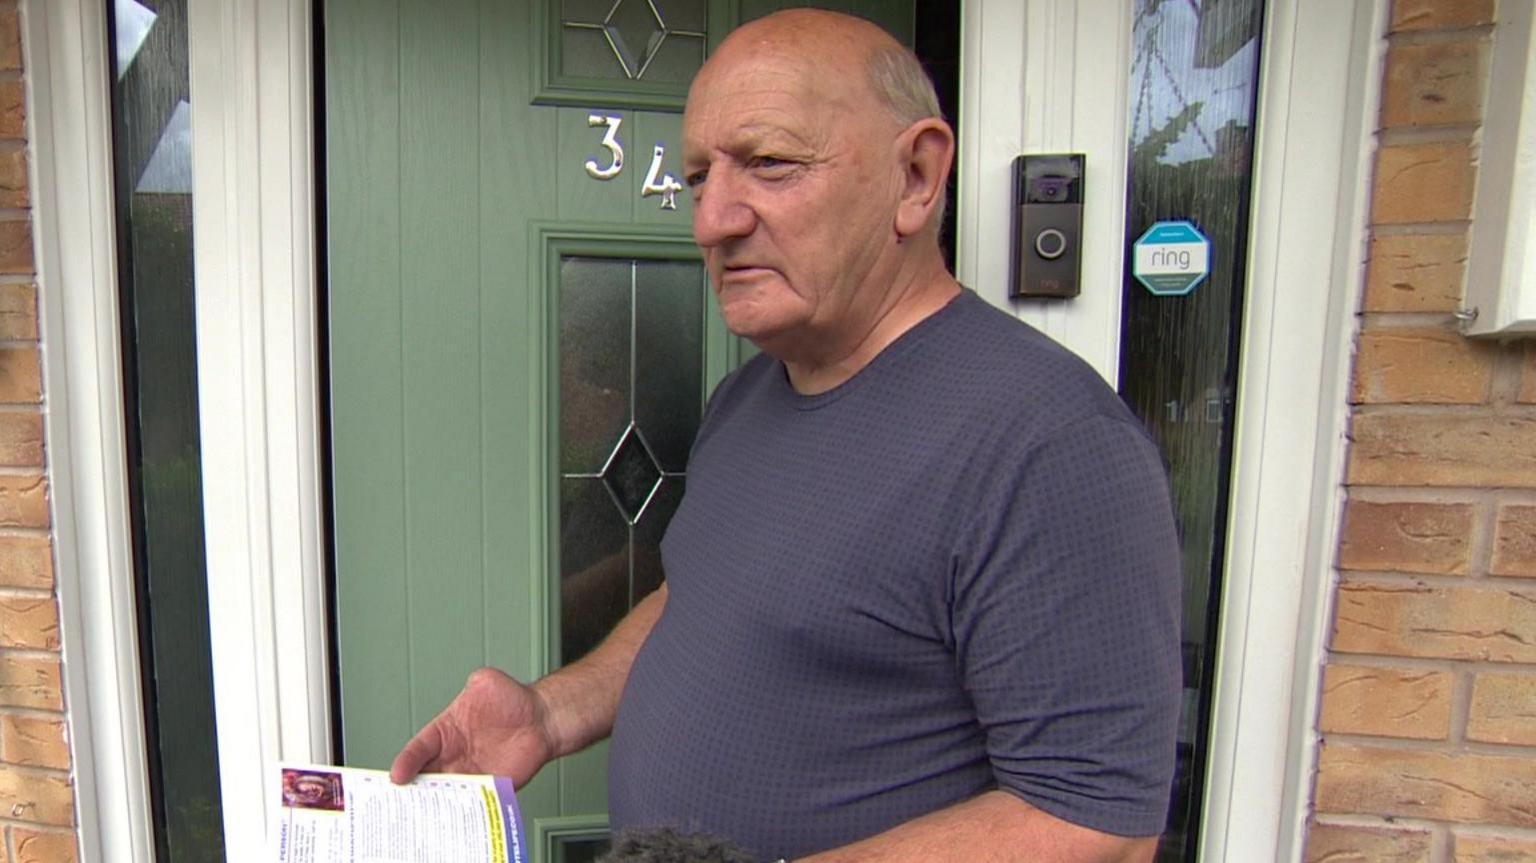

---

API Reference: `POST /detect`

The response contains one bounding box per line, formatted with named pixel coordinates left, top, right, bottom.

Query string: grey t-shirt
left=608, top=290, right=1182, bottom=859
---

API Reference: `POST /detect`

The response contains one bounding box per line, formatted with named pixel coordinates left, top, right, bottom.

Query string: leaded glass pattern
left=560, top=0, right=707, bottom=84
left=558, top=256, right=704, bottom=664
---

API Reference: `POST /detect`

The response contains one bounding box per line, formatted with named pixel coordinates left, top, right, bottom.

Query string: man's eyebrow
left=720, top=124, right=819, bottom=156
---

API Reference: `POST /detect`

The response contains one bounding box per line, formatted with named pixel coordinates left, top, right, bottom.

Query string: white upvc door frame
left=186, top=0, right=331, bottom=857
left=27, top=0, right=1382, bottom=858
left=22, top=0, right=155, bottom=859
left=26, top=0, right=332, bottom=857
left=957, top=1, right=1385, bottom=860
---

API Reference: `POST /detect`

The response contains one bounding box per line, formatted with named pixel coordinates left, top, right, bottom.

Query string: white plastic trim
left=1200, top=2, right=1384, bottom=860
left=186, top=0, right=330, bottom=857
left=1464, top=0, right=1536, bottom=336
left=957, top=0, right=1131, bottom=386
left=21, top=0, right=155, bottom=859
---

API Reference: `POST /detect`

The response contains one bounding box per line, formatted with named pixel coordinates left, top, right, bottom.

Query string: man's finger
left=390, top=724, right=442, bottom=785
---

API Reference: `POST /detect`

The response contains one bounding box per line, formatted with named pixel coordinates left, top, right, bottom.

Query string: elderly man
left=392, top=9, right=1182, bottom=862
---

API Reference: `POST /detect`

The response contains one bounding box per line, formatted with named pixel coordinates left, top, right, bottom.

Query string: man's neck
left=778, top=256, right=962, bottom=395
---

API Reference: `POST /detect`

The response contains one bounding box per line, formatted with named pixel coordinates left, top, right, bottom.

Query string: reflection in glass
left=1117, top=1, right=1263, bottom=859
left=632, top=477, right=684, bottom=602
left=558, top=257, right=706, bottom=664
left=561, top=258, right=631, bottom=473
left=561, top=0, right=707, bottom=83
left=561, top=477, right=631, bottom=663
left=635, top=260, right=703, bottom=471
left=107, top=0, right=225, bottom=857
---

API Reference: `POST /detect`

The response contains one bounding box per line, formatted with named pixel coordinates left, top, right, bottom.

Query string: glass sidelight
left=1114, top=0, right=1265, bottom=859
left=557, top=256, right=706, bottom=664
left=105, top=0, right=224, bottom=857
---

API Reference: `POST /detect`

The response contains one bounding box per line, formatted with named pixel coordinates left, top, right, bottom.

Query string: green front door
left=324, top=2, right=914, bottom=858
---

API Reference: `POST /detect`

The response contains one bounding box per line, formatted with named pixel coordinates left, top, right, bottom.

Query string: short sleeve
left=950, top=413, right=1183, bottom=837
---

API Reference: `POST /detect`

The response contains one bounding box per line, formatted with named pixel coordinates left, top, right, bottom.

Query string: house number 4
left=583, top=115, right=684, bottom=211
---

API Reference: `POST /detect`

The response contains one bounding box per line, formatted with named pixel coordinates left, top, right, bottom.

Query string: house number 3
left=583, top=115, right=684, bottom=211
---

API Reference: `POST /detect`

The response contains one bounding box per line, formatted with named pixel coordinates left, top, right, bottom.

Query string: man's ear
left=894, top=118, right=955, bottom=239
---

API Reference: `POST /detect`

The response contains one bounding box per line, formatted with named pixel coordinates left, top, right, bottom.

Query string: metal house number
left=583, top=115, right=683, bottom=211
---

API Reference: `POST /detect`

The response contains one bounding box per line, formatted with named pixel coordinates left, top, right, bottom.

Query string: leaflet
left=271, top=763, right=527, bottom=863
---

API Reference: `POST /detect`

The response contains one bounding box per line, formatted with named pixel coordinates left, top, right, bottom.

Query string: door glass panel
left=1117, top=1, right=1263, bottom=859
left=105, top=0, right=225, bottom=857
left=558, top=256, right=707, bottom=665
left=635, top=259, right=704, bottom=472
left=552, top=836, right=611, bottom=863
left=560, top=0, right=708, bottom=83
left=560, top=258, right=632, bottom=474
left=562, top=26, right=630, bottom=79
left=561, top=476, right=632, bottom=663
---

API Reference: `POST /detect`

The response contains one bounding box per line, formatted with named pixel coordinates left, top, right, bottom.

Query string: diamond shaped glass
left=604, top=0, right=665, bottom=78
left=561, top=0, right=705, bottom=83
left=601, top=425, right=662, bottom=523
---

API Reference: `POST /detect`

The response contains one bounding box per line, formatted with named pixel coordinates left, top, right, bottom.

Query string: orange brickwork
left=0, top=1, right=78, bottom=861
left=1308, top=1, right=1536, bottom=860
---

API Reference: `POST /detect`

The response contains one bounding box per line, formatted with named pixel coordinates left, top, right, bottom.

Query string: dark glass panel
left=632, top=476, right=683, bottom=602
left=561, top=25, right=627, bottom=80
left=560, top=257, right=632, bottom=474
left=107, top=0, right=225, bottom=857
left=634, top=260, right=703, bottom=471
left=553, top=836, right=612, bottom=863
left=641, top=33, right=705, bottom=84
left=656, top=0, right=707, bottom=32
left=1116, top=1, right=1264, bottom=859
left=561, top=477, right=631, bottom=663
left=601, top=426, right=662, bottom=523
left=562, top=0, right=614, bottom=22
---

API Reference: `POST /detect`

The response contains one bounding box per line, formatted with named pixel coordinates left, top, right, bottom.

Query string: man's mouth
left=720, top=264, right=774, bottom=280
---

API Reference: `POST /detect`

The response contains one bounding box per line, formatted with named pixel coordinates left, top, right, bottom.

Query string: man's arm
left=797, top=791, right=1157, bottom=863
left=390, top=583, right=667, bottom=786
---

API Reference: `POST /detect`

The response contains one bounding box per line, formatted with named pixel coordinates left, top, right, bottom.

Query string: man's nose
left=691, top=171, right=756, bottom=247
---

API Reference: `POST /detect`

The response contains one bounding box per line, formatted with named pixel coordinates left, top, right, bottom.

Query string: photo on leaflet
left=281, top=769, right=346, bottom=812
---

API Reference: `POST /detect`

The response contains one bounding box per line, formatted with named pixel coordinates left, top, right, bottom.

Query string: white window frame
left=185, top=0, right=332, bottom=858
left=24, top=0, right=155, bottom=859
left=957, top=1, right=1385, bottom=859
left=27, top=0, right=331, bottom=859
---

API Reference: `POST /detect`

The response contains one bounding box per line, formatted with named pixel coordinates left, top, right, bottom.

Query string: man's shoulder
left=908, top=289, right=1128, bottom=424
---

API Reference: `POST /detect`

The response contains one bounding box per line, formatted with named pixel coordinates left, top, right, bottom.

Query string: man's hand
left=390, top=667, right=557, bottom=788
left=389, top=584, right=671, bottom=788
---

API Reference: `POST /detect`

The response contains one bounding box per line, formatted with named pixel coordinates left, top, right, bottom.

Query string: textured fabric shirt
left=607, top=289, right=1183, bottom=860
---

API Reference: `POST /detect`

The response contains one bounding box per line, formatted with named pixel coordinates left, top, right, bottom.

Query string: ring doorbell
left=1011, top=154, right=1085, bottom=299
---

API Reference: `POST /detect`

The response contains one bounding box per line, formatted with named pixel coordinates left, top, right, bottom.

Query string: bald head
left=706, top=10, right=943, bottom=132
left=679, top=9, right=958, bottom=384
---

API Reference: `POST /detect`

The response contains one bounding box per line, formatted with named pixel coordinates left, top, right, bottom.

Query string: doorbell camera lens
left=1035, top=178, right=1068, bottom=202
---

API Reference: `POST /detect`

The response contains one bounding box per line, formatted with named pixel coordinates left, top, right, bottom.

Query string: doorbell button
left=1035, top=228, right=1068, bottom=260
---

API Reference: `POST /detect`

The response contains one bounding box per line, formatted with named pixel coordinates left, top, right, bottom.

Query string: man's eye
left=750, top=156, right=794, bottom=172
left=684, top=170, right=707, bottom=189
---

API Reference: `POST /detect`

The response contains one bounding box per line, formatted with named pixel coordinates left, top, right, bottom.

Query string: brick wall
left=1309, top=1, right=1536, bottom=860
left=0, top=2, right=79, bottom=861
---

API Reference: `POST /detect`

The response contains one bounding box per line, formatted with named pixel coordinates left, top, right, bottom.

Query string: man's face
left=681, top=44, right=905, bottom=355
